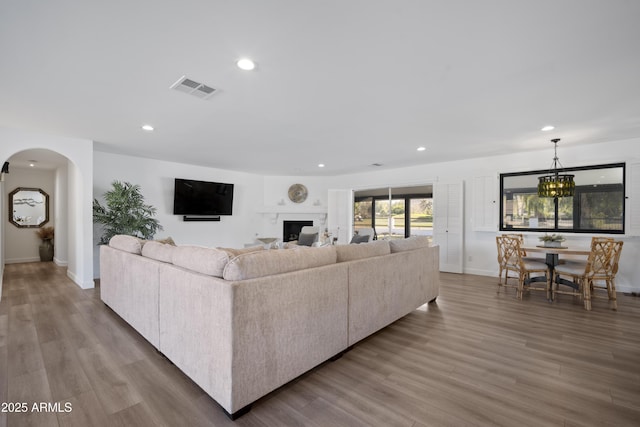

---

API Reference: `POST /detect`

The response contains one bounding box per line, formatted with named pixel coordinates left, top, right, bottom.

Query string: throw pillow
left=350, top=234, right=369, bottom=244
left=297, top=233, right=318, bottom=246
left=155, top=236, right=176, bottom=245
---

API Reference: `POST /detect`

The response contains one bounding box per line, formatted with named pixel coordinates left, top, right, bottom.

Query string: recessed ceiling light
left=417, top=146, right=426, bottom=152
left=236, top=58, right=256, bottom=71
left=318, top=163, right=325, bottom=168
left=142, top=124, right=154, bottom=131
left=541, top=125, right=555, bottom=131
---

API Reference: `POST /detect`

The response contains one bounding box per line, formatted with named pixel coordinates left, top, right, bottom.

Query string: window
left=354, top=186, right=432, bottom=239
left=500, top=163, right=625, bottom=233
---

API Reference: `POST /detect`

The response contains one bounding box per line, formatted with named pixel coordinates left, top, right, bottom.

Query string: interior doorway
left=2, top=149, right=69, bottom=266
left=353, top=185, right=433, bottom=240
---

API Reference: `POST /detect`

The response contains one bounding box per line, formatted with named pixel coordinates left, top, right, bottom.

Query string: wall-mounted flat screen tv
left=173, top=178, right=234, bottom=215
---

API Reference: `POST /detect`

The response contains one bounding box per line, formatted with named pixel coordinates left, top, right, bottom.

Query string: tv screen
left=173, top=178, right=234, bottom=215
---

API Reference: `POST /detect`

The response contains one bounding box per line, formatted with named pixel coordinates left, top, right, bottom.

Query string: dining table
left=522, top=245, right=591, bottom=301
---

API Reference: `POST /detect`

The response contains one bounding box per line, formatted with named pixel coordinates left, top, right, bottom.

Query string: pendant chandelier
left=537, top=138, right=575, bottom=198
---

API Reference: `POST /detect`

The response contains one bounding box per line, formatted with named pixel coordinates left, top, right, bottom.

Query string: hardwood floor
left=1, top=262, right=639, bottom=426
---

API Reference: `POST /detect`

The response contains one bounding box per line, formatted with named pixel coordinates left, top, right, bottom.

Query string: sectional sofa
left=100, top=235, right=440, bottom=419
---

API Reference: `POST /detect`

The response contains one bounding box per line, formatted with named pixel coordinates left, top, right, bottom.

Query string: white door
left=327, top=189, right=353, bottom=244
left=433, top=181, right=464, bottom=273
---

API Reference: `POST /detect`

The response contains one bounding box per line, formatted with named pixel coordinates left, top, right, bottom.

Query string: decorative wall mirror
left=9, top=187, right=50, bottom=228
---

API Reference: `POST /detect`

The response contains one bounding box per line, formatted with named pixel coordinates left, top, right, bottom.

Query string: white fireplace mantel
left=256, top=206, right=328, bottom=224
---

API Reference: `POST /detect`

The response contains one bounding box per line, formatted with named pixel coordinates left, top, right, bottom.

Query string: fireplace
left=283, top=220, right=314, bottom=242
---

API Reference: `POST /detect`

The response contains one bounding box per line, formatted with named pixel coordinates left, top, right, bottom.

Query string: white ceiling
left=6, top=149, right=68, bottom=171
left=1, top=1, right=639, bottom=176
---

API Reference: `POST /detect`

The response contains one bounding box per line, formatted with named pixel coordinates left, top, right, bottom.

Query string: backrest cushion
left=349, top=234, right=370, bottom=244
left=336, top=240, right=390, bottom=263
left=108, top=235, right=144, bottom=254
left=389, top=236, right=431, bottom=253
left=218, top=245, right=265, bottom=258
left=141, top=241, right=176, bottom=263
left=171, top=245, right=230, bottom=278
left=297, top=233, right=318, bottom=246
left=223, top=246, right=337, bottom=281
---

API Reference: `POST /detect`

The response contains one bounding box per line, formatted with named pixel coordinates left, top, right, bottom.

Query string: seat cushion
left=522, top=260, right=549, bottom=271
left=555, top=263, right=587, bottom=276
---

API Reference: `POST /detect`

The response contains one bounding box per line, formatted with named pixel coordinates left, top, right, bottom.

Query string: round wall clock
left=288, top=184, right=308, bottom=203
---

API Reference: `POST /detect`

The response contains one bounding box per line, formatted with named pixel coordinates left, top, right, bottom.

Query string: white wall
left=93, top=151, right=265, bottom=277
left=92, top=138, right=639, bottom=291
left=258, top=176, right=332, bottom=241
left=54, top=163, right=69, bottom=266
left=299, top=138, right=640, bottom=292
left=0, top=126, right=94, bottom=289
left=0, top=179, right=4, bottom=298
left=3, top=167, right=56, bottom=263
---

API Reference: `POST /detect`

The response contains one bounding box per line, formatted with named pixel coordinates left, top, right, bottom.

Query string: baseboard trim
left=54, top=257, right=68, bottom=267
left=463, top=267, right=637, bottom=293
left=66, top=270, right=95, bottom=289
left=617, top=284, right=635, bottom=294
left=5, top=257, right=40, bottom=264
left=463, top=267, right=494, bottom=277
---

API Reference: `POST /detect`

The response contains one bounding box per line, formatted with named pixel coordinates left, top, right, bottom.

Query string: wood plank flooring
left=1, top=262, right=639, bottom=426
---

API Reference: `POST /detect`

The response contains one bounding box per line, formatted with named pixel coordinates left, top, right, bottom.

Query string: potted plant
left=93, top=180, right=162, bottom=245
left=538, top=233, right=565, bottom=248
left=36, top=226, right=55, bottom=262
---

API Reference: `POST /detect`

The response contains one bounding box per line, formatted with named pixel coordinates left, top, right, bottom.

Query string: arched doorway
left=2, top=149, right=69, bottom=266
left=0, top=126, right=95, bottom=297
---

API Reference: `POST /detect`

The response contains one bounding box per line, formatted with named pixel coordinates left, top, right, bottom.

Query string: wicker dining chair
left=590, top=240, right=623, bottom=310
left=553, top=239, right=615, bottom=310
left=496, top=235, right=518, bottom=293
left=497, top=235, right=550, bottom=299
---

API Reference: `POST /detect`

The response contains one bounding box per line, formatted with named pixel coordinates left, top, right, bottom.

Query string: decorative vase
left=543, top=241, right=561, bottom=248
left=39, top=239, right=54, bottom=262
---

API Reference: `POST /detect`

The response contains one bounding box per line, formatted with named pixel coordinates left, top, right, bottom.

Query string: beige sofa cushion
left=223, top=246, right=337, bottom=281
left=142, top=240, right=176, bottom=263
left=336, top=240, right=390, bottom=263
left=172, top=245, right=230, bottom=278
left=108, top=235, right=144, bottom=254
left=389, top=236, right=431, bottom=253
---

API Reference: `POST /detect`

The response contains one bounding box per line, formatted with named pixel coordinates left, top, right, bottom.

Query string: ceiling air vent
left=170, top=76, right=218, bottom=100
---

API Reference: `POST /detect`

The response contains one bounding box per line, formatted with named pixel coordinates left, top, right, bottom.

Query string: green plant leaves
left=93, top=181, right=162, bottom=245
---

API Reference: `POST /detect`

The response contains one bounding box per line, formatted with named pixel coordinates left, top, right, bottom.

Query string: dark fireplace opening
left=283, top=220, right=314, bottom=242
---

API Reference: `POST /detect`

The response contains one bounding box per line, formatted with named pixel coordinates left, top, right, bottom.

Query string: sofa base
left=329, top=346, right=353, bottom=361
left=225, top=404, right=252, bottom=420
left=225, top=347, right=353, bottom=419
